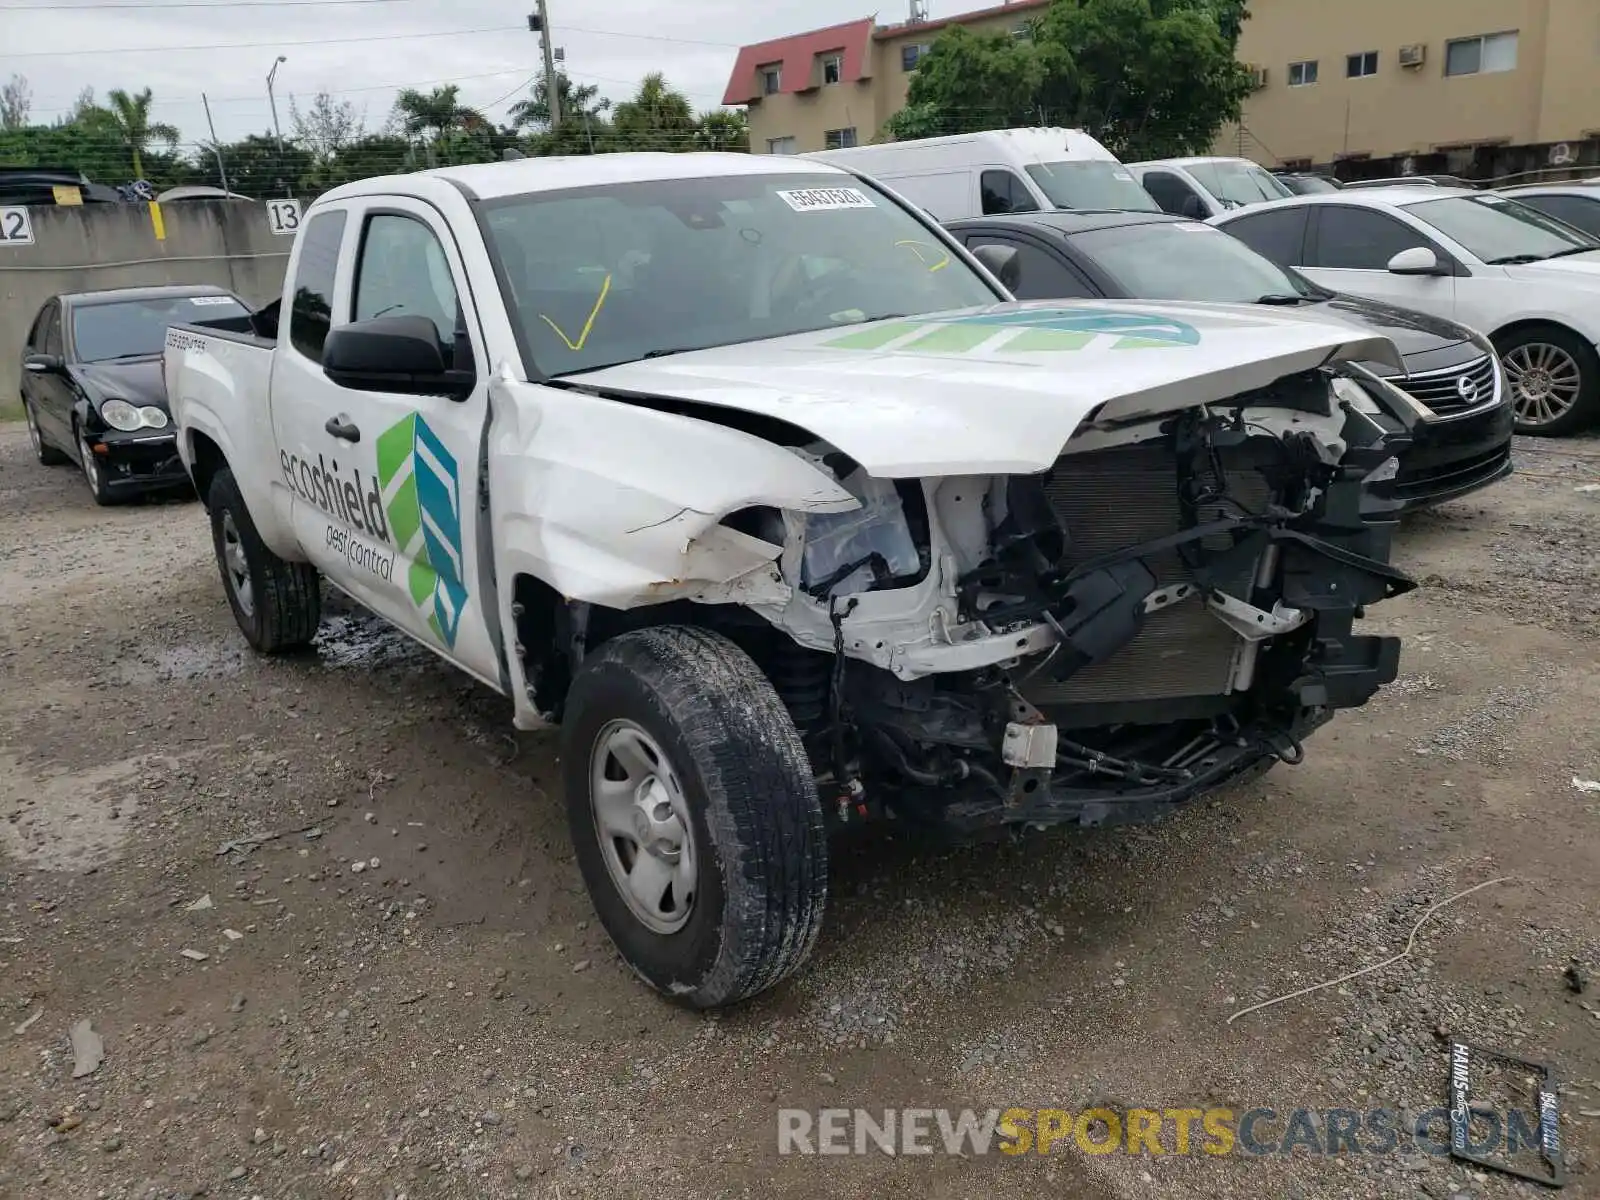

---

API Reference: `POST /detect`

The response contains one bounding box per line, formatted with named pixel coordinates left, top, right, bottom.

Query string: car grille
left=1398, top=354, right=1498, bottom=416
left=1020, top=442, right=1270, bottom=715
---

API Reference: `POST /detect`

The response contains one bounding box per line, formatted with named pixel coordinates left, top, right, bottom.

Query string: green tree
left=192, top=133, right=312, bottom=197
left=887, top=0, right=1253, bottom=161
left=695, top=109, right=749, bottom=152
left=393, top=85, right=486, bottom=143
left=610, top=72, right=697, bottom=152
left=508, top=72, right=609, bottom=132
left=100, top=87, right=180, bottom=180
left=1, top=74, right=31, bottom=130
left=290, top=90, right=363, bottom=165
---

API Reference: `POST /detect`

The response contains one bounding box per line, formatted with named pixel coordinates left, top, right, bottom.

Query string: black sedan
left=947, top=210, right=1514, bottom=510
left=19, top=285, right=249, bottom=504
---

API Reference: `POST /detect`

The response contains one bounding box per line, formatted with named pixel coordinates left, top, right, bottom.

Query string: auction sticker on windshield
left=777, top=187, right=877, bottom=212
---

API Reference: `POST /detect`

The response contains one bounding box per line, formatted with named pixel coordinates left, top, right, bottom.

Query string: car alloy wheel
left=78, top=429, right=103, bottom=494
left=25, top=405, right=42, bottom=457
left=1503, top=341, right=1583, bottom=428
left=588, top=718, right=698, bottom=935
left=220, top=509, right=256, bottom=618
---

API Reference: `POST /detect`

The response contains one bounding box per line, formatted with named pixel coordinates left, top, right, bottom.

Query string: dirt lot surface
left=1, top=421, right=1598, bottom=1200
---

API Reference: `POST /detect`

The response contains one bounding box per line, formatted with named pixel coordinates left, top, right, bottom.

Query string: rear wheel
left=1496, top=325, right=1600, bottom=436
left=26, top=402, right=68, bottom=466
left=561, top=625, right=828, bottom=1009
left=207, top=467, right=322, bottom=653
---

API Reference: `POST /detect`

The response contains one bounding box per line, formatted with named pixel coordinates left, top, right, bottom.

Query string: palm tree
left=611, top=73, right=696, bottom=152
left=508, top=72, right=609, bottom=132
left=393, top=85, right=485, bottom=142
left=102, top=87, right=179, bottom=180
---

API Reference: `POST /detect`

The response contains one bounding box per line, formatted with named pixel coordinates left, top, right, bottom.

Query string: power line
left=1, top=0, right=408, bottom=6
left=0, top=22, right=525, bottom=57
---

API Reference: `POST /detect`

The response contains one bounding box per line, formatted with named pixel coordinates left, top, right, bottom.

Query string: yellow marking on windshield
left=539, top=273, right=612, bottom=351
left=895, top=239, right=950, bottom=272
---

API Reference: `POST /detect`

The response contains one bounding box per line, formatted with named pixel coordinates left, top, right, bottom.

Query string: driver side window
left=41, top=306, right=63, bottom=357
left=1141, top=170, right=1204, bottom=216
left=980, top=170, right=1040, bottom=215
left=1310, top=207, right=1432, bottom=270
left=353, top=214, right=464, bottom=366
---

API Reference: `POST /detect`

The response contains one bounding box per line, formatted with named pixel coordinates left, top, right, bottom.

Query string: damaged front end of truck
left=497, top=304, right=1421, bottom=838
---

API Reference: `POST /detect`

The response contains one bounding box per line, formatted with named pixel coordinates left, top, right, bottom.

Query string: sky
left=2, top=0, right=900, bottom=147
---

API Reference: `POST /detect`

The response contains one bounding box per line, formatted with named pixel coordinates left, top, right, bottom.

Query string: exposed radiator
left=1021, top=441, right=1272, bottom=708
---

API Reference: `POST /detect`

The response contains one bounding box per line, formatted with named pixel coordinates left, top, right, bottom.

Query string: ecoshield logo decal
left=822, top=306, right=1203, bottom=354
left=278, top=411, right=467, bottom=648
left=376, top=413, right=467, bottom=648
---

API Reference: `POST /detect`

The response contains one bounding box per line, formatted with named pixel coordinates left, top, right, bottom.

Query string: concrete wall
left=1, top=199, right=298, bottom=403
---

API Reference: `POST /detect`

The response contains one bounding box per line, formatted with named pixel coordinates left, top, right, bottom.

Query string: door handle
left=324, top=416, right=361, bottom=443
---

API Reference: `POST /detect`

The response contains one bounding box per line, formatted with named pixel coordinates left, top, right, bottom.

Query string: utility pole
left=201, top=92, right=230, bottom=195
left=529, top=0, right=561, bottom=131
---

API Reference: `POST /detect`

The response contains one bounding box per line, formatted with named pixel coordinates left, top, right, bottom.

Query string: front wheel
left=1496, top=325, right=1600, bottom=436
left=76, top=425, right=115, bottom=506
left=561, top=626, right=828, bottom=1009
left=207, top=467, right=322, bottom=653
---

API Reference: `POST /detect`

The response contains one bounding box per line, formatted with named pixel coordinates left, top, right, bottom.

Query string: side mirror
left=1180, top=194, right=1209, bottom=220
left=971, top=243, right=1021, bottom=293
left=24, top=352, right=63, bottom=374
left=1386, top=246, right=1447, bottom=276
left=322, top=315, right=473, bottom=399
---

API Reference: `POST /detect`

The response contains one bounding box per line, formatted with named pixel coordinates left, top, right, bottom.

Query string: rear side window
left=980, top=170, right=1040, bottom=215
left=1514, top=193, right=1600, bottom=239
left=1140, top=170, right=1204, bottom=216
left=1220, top=206, right=1311, bottom=265
left=288, top=210, right=347, bottom=362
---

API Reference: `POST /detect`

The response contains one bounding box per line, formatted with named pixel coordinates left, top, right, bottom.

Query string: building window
left=760, top=65, right=782, bottom=95
left=1347, top=51, right=1378, bottom=78
left=1287, top=60, right=1319, bottom=86
left=821, top=53, right=843, bottom=85
left=824, top=127, right=858, bottom=150
left=767, top=136, right=797, bottom=155
left=1445, top=31, right=1518, bottom=76
left=1012, top=22, right=1033, bottom=40
left=901, top=42, right=930, bottom=71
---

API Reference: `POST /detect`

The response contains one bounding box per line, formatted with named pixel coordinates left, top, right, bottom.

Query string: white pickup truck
left=165, top=152, right=1419, bottom=1008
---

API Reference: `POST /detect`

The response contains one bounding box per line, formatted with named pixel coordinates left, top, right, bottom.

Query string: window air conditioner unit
left=1249, top=66, right=1269, bottom=88
left=1398, top=43, right=1426, bottom=68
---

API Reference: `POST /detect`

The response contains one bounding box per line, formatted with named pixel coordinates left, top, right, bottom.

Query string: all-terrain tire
left=561, top=625, right=828, bottom=1009
left=25, top=401, right=68, bottom=465
left=208, top=467, right=322, bottom=653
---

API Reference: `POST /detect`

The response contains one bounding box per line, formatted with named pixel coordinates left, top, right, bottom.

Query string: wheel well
left=1489, top=318, right=1584, bottom=348
left=187, top=432, right=228, bottom=509
left=509, top=573, right=804, bottom=724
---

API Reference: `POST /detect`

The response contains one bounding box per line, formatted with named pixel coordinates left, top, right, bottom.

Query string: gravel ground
left=1, top=423, right=1598, bottom=1200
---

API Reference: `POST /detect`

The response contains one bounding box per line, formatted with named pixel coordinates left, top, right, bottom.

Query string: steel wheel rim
left=588, top=719, right=697, bottom=935
left=1504, top=342, right=1582, bottom=426
left=25, top=406, right=41, bottom=457
left=220, top=510, right=255, bottom=617
left=78, top=431, right=101, bottom=493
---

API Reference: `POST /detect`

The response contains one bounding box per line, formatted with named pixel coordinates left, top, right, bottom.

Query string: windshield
left=478, top=172, right=998, bottom=376
left=1184, top=161, right=1294, bottom=207
left=72, top=294, right=247, bottom=362
left=1071, top=221, right=1325, bottom=302
left=1024, top=161, right=1161, bottom=212
left=1404, top=194, right=1600, bottom=263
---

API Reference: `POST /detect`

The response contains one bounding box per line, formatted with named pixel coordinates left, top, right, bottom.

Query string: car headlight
left=99, top=399, right=143, bottom=431
left=138, top=406, right=169, bottom=429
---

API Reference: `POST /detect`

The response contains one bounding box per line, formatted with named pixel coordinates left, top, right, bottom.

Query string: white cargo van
left=807, top=128, right=1161, bottom=221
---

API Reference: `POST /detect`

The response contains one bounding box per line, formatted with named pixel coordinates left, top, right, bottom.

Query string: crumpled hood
left=566, top=300, right=1402, bottom=476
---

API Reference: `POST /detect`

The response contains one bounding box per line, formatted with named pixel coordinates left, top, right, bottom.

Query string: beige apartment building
left=1218, top=0, right=1600, bottom=166
left=721, top=0, right=1048, bottom=155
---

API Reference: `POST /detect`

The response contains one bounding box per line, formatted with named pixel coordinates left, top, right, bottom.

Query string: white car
left=163, top=152, right=1419, bottom=1008
left=1128, top=156, right=1295, bottom=220
left=1496, top=180, right=1600, bottom=241
left=1213, top=187, right=1600, bottom=435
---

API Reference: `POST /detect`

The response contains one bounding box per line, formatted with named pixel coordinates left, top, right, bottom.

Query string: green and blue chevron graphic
left=375, top=412, right=467, bottom=647
left=822, top=306, right=1203, bottom=354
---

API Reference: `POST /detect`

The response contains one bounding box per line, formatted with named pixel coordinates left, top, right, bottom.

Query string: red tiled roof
left=721, top=18, right=875, bottom=106
left=875, top=0, right=1050, bottom=40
